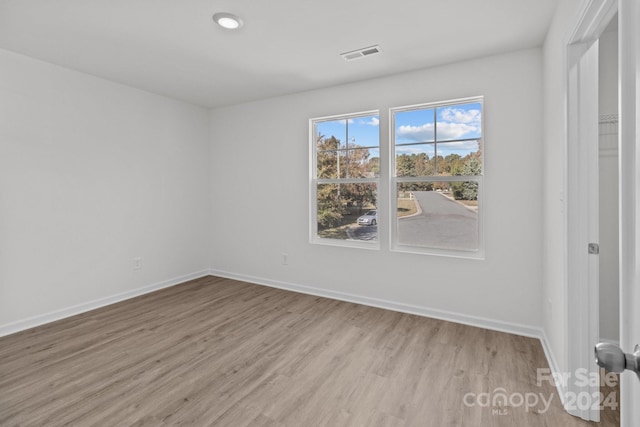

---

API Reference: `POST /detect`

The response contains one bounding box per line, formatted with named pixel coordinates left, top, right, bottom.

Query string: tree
left=443, top=153, right=463, bottom=175
left=316, top=135, right=377, bottom=229
left=435, top=155, right=447, bottom=175
left=343, top=146, right=372, bottom=179
left=414, top=152, right=430, bottom=176
left=369, top=156, right=380, bottom=176
left=316, top=135, right=340, bottom=178
left=460, top=157, right=481, bottom=200
left=396, top=154, right=415, bottom=177
left=342, top=183, right=377, bottom=215
left=316, top=136, right=343, bottom=229
left=317, top=184, right=344, bottom=228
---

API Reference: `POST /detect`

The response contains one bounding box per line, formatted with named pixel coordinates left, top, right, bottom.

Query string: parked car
left=357, top=210, right=377, bottom=226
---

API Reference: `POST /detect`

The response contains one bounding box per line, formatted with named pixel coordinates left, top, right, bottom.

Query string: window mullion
left=433, top=107, right=438, bottom=175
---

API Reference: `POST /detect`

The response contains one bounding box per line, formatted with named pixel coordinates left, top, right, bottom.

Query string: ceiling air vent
left=340, top=45, right=382, bottom=61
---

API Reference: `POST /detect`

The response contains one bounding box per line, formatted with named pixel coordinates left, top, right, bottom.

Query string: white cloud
left=366, top=117, right=380, bottom=126
left=397, top=121, right=480, bottom=142
left=397, top=123, right=434, bottom=142
left=439, top=108, right=481, bottom=125
left=395, top=139, right=479, bottom=157
left=437, top=139, right=480, bottom=154
left=436, top=122, right=480, bottom=140
left=396, top=145, right=433, bottom=155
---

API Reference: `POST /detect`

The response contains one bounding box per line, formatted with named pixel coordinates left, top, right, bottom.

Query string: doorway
left=565, top=0, right=618, bottom=422
left=598, top=14, right=620, bottom=426
left=598, top=16, right=619, bottom=352
left=569, top=0, right=640, bottom=425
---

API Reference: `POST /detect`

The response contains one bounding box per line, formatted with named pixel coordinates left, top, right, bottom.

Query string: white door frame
left=618, top=0, right=640, bottom=425
left=565, top=0, right=617, bottom=422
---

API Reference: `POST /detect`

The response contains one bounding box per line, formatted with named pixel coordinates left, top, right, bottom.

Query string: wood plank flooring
left=0, top=276, right=619, bottom=426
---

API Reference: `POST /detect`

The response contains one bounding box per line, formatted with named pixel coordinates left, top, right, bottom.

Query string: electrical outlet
left=133, top=257, right=142, bottom=270
left=282, top=253, right=288, bottom=265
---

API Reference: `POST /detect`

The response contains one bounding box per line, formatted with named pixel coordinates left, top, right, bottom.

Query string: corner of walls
left=539, top=327, right=569, bottom=406
left=208, top=268, right=544, bottom=340
left=540, top=0, right=586, bottom=379
left=209, top=47, right=544, bottom=334
left=0, top=48, right=212, bottom=333
left=0, top=270, right=210, bottom=338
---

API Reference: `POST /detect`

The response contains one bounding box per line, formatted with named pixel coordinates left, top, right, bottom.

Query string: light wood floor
left=0, top=276, right=619, bottom=426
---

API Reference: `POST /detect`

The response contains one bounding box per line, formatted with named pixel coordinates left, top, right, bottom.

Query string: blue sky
left=316, top=114, right=380, bottom=158
left=395, top=102, right=482, bottom=143
left=396, top=102, right=481, bottom=158
left=315, top=102, right=481, bottom=159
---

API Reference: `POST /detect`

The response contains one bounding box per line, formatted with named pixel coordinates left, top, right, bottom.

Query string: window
left=310, top=111, right=380, bottom=246
left=391, top=98, right=483, bottom=255
left=309, top=98, right=483, bottom=258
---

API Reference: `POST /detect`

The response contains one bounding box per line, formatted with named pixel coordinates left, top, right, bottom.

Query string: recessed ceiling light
left=213, top=13, right=243, bottom=30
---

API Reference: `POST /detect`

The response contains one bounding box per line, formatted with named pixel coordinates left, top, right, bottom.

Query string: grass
left=456, top=199, right=478, bottom=207
left=318, top=199, right=422, bottom=239
left=440, top=192, right=478, bottom=208
left=397, top=198, right=418, bottom=217
left=317, top=223, right=352, bottom=240
left=317, top=206, right=374, bottom=240
left=317, top=193, right=477, bottom=239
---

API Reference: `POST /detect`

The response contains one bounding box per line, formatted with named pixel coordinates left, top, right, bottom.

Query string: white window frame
left=309, top=110, right=380, bottom=249
left=389, top=97, right=484, bottom=259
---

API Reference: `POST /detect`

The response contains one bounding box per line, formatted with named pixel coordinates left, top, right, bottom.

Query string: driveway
left=347, top=223, right=378, bottom=241
left=398, top=191, right=478, bottom=250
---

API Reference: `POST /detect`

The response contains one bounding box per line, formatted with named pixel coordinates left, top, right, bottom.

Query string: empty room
left=1, top=0, right=640, bottom=426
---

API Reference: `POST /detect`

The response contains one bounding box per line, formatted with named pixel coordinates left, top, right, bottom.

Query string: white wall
left=0, top=49, right=211, bottom=333
left=598, top=26, right=619, bottom=343
left=541, top=0, right=584, bottom=376
left=0, top=43, right=547, bottom=340
left=210, top=48, right=544, bottom=331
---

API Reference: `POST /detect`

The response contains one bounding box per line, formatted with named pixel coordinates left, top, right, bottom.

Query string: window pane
left=317, top=150, right=338, bottom=179
left=345, top=147, right=380, bottom=178
left=395, top=144, right=435, bottom=177
left=348, top=115, right=380, bottom=148
left=316, top=120, right=346, bottom=148
left=395, top=108, right=435, bottom=144
left=316, top=116, right=379, bottom=150
left=396, top=181, right=478, bottom=251
left=366, top=148, right=380, bottom=178
left=317, top=148, right=380, bottom=179
left=317, top=183, right=377, bottom=242
left=436, top=141, right=482, bottom=176
left=312, top=111, right=380, bottom=248
left=435, top=102, right=482, bottom=142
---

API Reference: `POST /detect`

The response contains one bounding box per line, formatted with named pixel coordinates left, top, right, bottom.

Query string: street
left=346, top=191, right=478, bottom=250
left=397, top=191, right=478, bottom=250
left=347, top=223, right=378, bottom=241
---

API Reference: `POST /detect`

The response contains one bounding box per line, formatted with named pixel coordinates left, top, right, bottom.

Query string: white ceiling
left=0, top=0, right=560, bottom=109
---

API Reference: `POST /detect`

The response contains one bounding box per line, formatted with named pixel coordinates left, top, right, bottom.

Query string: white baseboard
left=0, top=270, right=210, bottom=338
left=539, top=329, right=567, bottom=405
left=2, top=266, right=564, bottom=408
left=208, top=268, right=543, bottom=339
left=212, top=269, right=571, bottom=405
